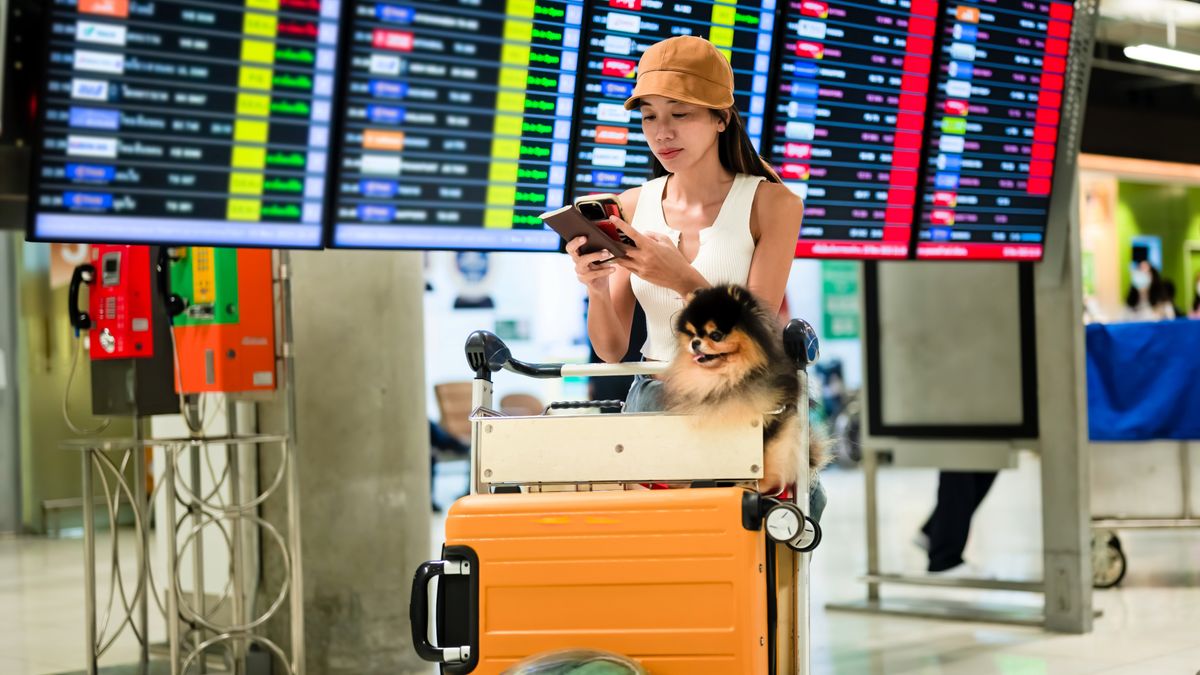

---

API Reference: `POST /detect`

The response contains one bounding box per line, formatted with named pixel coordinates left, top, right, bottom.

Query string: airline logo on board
left=71, top=78, right=110, bottom=101
left=602, top=58, right=636, bottom=78
left=69, top=107, right=121, bottom=130
left=74, top=49, right=125, bottom=74
left=76, top=21, right=126, bottom=46
left=607, top=13, right=641, bottom=33
left=594, top=126, right=628, bottom=145
left=592, top=147, right=627, bottom=167
left=67, top=135, right=119, bottom=158
left=78, top=0, right=129, bottom=18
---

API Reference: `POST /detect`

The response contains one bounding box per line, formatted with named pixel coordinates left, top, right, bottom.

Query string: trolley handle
left=464, top=330, right=670, bottom=381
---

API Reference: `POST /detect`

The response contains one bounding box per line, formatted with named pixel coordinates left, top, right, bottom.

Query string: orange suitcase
left=411, top=487, right=774, bottom=674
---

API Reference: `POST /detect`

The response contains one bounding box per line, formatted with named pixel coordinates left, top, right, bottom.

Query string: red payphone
left=66, top=244, right=178, bottom=417
left=68, top=245, right=156, bottom=359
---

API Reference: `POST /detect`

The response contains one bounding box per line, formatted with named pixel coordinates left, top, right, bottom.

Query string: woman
left=567, top=36, right=802, bottom=397
left=1123, top=260, right=1174, bottom=322
left=565, top=36, right=822, bottom=514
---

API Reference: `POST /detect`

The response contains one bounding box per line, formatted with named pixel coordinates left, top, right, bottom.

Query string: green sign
left=821, top=261, right=860, bottom=340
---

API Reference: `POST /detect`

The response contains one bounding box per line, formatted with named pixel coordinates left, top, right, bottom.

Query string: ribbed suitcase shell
left=444, top=487, right=768, bottom=674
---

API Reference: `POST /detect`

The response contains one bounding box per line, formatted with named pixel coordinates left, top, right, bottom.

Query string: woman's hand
left=565, top=236, right=617, bottom=292
left=611, top=218, right=707, bottom=296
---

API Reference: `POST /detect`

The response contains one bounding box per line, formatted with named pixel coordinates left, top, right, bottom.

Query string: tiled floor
left=3, top=458, right=1198, bottom=674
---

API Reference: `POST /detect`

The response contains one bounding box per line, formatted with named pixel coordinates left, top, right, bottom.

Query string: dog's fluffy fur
left=662, top=284, right=827, bottom=494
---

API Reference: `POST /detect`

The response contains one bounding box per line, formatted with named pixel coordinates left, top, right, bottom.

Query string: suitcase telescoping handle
left=410, top=559, right=472, bottom=665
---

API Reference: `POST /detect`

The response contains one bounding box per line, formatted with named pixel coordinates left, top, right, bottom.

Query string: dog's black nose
left=691, top=338, right=702, bottom=350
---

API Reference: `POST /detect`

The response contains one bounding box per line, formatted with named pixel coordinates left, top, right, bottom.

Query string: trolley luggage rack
left=412, top=321, right=825, bottom=675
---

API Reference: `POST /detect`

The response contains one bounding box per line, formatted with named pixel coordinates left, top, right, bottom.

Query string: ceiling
left=1082, top=0, right=1200, bottom=162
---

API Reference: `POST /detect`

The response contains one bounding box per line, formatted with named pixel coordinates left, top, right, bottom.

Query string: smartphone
left=574, top=194, right=635, bottom=247
left=539, top=204, right=631, bottom=260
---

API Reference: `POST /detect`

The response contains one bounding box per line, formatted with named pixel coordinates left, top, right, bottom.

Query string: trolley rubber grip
left=503, top=357, right=563, bottom=379
left=409, top=561, right=445, bottom=663
left=547, top=400, right=625, bottom=410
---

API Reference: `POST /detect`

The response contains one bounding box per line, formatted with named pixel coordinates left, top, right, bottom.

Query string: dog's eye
left=709, top=330, right=725, bottom=342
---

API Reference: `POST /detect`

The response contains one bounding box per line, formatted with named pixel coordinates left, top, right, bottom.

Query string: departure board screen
left=571, top=0, right=778, bottom=199
left=29, top=0, right=341, bottom=248
left=330, top=0, right=582, bottom=250
left=915, top=0, right=1074, bottom=260
left=768, top=0, right=937, bottom=259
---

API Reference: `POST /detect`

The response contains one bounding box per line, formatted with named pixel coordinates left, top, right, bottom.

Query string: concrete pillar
left=1035, top=177, right=1093, bottom=634
left=259, top=249, right=431, bottom=674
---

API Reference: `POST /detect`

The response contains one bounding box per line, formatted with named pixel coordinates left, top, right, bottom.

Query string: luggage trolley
left=411, top=320, right=824, bottom=675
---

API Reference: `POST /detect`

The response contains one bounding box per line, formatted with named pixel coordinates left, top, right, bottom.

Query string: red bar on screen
left=1028, top=178, right=1052, bottom=195
left=899, top=93, right=926, bottom=112
left=1031, top=143, right=1056, bottom=161
left=910, top=0, right=938, bottom=16
left=886, top=188, right=913, bottom=207
left=909, top=16, right=936, bottom=37
left=892, top=150, right=920, bottom=170
left=1049, top=3, right=1074, bottom=21
left=890, top=169, right=918, bottom=188
left=906, top=35, right=933, bottom=56
left=886, top=206, right=911, bottom=224
left=1041, top=73, right=1065, bottom=90
left=900, top=74, right=927, bottom=95
left=895, top=111, right=923, bottom=131
left=1034, top=124, right=1059, bottom=144
left=1036, top=107, right=1060, bottom=127
left=794, top=241, right=908, bottom=259
left=1043, top=55, right=1067, bottom=73
left=1047, top=20, right=1071, bottom=39
left=903, top=54, right=931, bottom=75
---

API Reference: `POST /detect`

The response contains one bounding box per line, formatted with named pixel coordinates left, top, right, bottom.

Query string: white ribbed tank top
left=631, top=172, right=764, bottom=361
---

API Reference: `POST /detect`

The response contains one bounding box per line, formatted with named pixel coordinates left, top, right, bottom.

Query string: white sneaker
left=912, top=532, right=930, bottom=552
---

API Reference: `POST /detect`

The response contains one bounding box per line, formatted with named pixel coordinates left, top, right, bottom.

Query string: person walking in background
left=916, top=471, right=997, bottom=575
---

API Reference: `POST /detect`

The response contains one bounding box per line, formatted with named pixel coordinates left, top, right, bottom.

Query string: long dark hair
left=1125, top=264, right=1168, bottom=309
left=644, top=106, right=781, bottom=183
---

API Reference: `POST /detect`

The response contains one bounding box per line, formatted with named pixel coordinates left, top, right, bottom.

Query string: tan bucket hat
left=623, top=36, right=735, bottom=111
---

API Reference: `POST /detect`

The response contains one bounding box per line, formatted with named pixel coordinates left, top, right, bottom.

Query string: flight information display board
left=570, top=0, right=778, bottom=199
left=330, top=0, right=583, bottom=250
left=29, top=0, right=341, bottom=248
left=915, top=0, right=1074, bottom=260
left=767, top=0, right=938, bottom=259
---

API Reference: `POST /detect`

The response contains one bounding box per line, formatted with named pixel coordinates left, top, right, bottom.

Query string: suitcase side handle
left=410, top=559, right=474, bottom=666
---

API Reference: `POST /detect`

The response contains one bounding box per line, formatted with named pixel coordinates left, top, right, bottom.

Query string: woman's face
left=638, top=96, right=725, bottom=171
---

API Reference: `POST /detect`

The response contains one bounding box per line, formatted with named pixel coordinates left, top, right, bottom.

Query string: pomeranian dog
left=662, top=284, right=826, bottom=495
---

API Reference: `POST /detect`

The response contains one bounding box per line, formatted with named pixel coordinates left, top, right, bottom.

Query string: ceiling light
left=1123, top=43, right=1200, bottom=71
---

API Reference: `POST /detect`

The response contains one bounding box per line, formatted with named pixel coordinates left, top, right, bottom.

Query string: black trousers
left=921, top=471, right=998, bottom=572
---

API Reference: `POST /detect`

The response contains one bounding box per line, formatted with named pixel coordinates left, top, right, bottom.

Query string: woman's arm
left=585, top=189, right=641, bottom=362
left=746, top=182, right=804, bottom=313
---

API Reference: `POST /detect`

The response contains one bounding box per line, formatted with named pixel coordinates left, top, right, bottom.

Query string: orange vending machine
left=160, top=247, right=276, bottom=394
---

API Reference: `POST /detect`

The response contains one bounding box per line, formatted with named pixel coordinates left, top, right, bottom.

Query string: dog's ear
left=683, top=288, right=701, bottom=304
